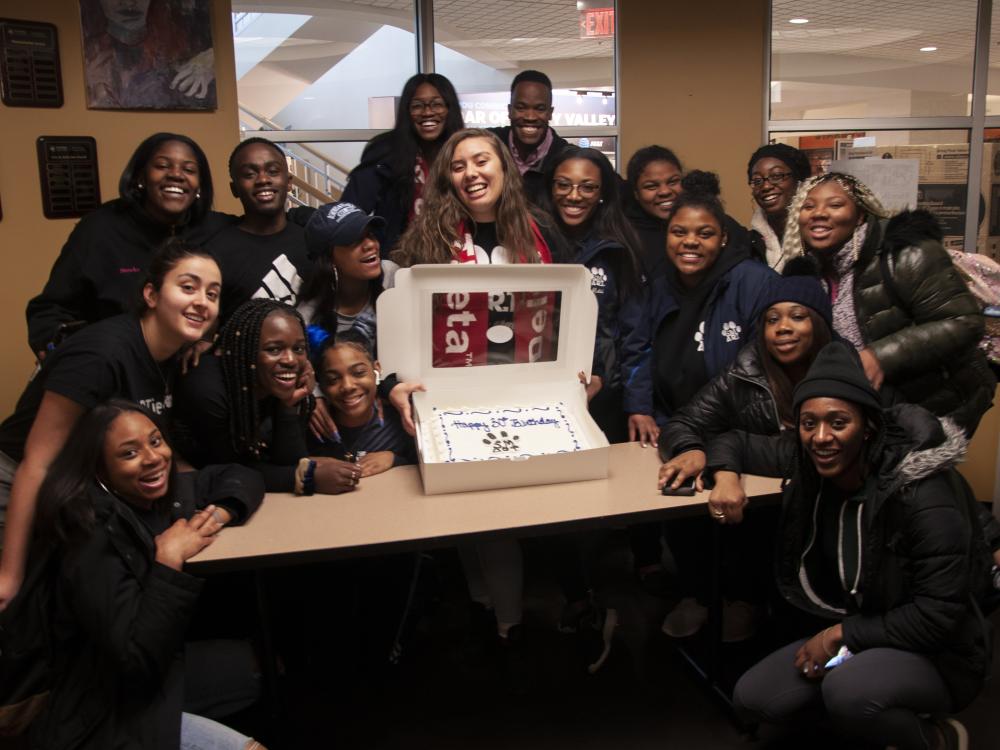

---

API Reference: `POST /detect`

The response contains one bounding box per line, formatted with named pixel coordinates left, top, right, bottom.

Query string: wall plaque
left=37, top=137, right=100, bottom=219
left=0, top=19, right=63, bottom=107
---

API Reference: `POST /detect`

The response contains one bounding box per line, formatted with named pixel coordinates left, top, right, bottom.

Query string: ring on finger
left=711, top=508, right=725, bottom=519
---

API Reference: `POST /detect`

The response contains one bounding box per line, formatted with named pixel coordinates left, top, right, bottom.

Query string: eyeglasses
left=553, top=180, right=601, bottom=198
left=749, top=172, right=794, bottom=189
left=409, top=98, right=448, bottom=114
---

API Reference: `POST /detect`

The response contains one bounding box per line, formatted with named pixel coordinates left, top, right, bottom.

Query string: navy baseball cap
left=305, top=202, right=386, bottom=259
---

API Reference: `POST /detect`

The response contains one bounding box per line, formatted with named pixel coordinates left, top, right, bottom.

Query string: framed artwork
left=79, top=0, right=216, bottom=110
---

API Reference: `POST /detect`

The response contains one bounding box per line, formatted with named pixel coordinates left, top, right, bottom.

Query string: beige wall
left=0, top=0, right=240, bottom=413
left=618, top=0, right=767, bottom=226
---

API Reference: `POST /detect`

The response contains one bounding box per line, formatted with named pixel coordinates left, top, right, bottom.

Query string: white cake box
left=377, top=264, right=610, bottom=494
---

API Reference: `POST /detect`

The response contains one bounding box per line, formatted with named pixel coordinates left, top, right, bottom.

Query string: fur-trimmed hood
left=875, top=402, right=968, bottom=497
left=879, top=208, right=944, bottom=254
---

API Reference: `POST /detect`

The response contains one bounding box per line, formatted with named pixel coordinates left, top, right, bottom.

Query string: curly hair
left=392, top=128, right=541, bottom=266
left=780, top=172, right=889, bottom=261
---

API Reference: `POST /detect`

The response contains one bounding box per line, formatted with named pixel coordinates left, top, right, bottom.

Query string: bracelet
left=821, top=626, right=837, bottom=658
left=295, top=458, right=317, bottom=496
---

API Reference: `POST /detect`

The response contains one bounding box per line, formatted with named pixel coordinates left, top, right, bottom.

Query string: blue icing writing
left=508, top=418, right=560, bottom=428
left=451, top=420, right=490, bottom=430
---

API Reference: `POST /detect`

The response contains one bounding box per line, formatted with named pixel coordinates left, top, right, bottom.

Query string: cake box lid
left=377, top=264, right=598, bottom=389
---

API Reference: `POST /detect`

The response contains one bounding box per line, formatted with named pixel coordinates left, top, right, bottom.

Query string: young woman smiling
left=540, top=146, right=643, bottom=441
left=746, top=143, right=812, bottom=270
left=0, top=240, right=221, bottom=610
left=343, top=74, right=465, bottom=257
left=173, top=299, right=360, bottom=495
left=30, top=400, right=266, bottom=750
left=781, top=172, right=995, bottom=436
left=654, top=274, right=833, bottom=640
left=710, top=342, right=991, bottom=750
left=27, top=132, right=232, bottom=359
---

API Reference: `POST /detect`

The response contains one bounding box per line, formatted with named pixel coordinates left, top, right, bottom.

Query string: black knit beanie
left=747, top=144, right=812, bottom=183
left=793, top=341, right=882, bottom=413
left=759, top=275, right=832, bottom=330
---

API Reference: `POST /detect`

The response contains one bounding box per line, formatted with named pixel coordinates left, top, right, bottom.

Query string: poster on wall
left=79, top=0, right=216, bottom=110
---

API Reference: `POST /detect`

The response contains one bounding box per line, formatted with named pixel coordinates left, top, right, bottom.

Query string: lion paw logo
left=721, top=321, right=742, bottom=343
left=483, top=430, right=520, bottom=454
left=694, top=321, right=706, bottom=352
left=589, top=267, right=607, bottom=294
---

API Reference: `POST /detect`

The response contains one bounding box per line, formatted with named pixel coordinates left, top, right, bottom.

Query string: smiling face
left=552, top=158, right=601, bottom=230
left=332, top=229, right=382, bottom=282
left=101, top=411, right=172, bottom=508
left=750, top=156, right=797, bottom=220
left=798, top=180, right=864, bottom=254
left=449, top=136, right=505, bottom=222
left=798, top=397, right=867, bottom=488
left=255, top=311, right=308, bottom=400
left=635, top=160, right=683, bottom=221
left=763, top=302, right=815, bottom=367
left=667, top=206, right=726, bottom=288
left=508, top=81, right=553, bottom=149
left=143, top=255, right=221, bottom=346
left=409, top=82, right=448, bottom=143
left=141, top=140, right=200, bottom=226
left=320, top=344, right=378, bottom=428
left=230, top=142, right=289, bottom=218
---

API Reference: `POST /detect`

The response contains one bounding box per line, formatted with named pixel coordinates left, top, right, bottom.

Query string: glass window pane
left=232, top=3, right=416, bottom=131
left=988, top=3, right=1000, bottom=115
left=980, top=131, right=1000, bottom=258
left=433, top=0, right=616, bottom=130
left=770, top=1, right=977, bottom=120
left=272, top=141, right=369, bottom=208
left=769, top=130, right=970, bottom=249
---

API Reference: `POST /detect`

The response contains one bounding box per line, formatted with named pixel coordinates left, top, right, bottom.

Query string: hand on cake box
left=578, top=371, right=603, bottom=402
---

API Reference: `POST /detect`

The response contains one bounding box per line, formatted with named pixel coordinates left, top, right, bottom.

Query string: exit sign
left=579, top=7, right=614, bottom=38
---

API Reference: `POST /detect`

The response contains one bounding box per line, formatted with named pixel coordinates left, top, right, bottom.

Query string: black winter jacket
left=31, top=465, right=264, bottom=749
left=659, top=341, right=782, bottom=460
left=708, top=405, right=992, bottom=710
left=26, top=199, right=233, bottom=354
left=846, top=210, right=995, bottom=434
left=341, top=134, right=413, bottom=257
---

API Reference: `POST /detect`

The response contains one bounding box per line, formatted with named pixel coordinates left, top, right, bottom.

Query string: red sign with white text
left=579, top=8, right=614, bottom=39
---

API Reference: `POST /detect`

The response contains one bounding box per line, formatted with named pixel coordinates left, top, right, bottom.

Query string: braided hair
left=217, top=299, right=315, bottom=460
left=780, top=172, right=889, bottom=261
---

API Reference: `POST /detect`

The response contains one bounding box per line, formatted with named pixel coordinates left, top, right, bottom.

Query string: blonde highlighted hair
left=392, top=128, right=541, bottom=267
left=780, top=172, right=890, bottom=260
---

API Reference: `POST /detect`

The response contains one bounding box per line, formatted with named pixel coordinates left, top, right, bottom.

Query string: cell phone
left=661, top=478, right=696, bottom=496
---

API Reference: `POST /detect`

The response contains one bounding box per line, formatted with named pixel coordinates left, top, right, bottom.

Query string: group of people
left=0, top=67, right=997, bottom=750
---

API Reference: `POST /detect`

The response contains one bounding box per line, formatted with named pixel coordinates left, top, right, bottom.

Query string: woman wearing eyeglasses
left=747, top=144, right=812, bottom=271
left=342, top=73, right=465, bottom=257
left=540, top=146, right=644, bottom=441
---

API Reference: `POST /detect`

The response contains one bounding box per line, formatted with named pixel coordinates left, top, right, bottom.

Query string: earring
left=332, top=265, right=339, bottom=290
left=375, top=370, right=381, bottom=386
left=137, top=182, right=145, bottom=190
left=195, top=189, right=201, bottom=200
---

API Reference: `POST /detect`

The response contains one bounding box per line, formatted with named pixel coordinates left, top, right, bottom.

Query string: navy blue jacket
left=622, top=258, right=776, bottom=423
left=575, top=234, right=643, bottom=393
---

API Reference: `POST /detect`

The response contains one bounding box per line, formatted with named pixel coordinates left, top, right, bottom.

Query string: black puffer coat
left=341, top=134, right=412, bottom=257
left=849, top=210, right=995, bottom=434
left=658, top=341, right=781, bottom=460
left=709, top=405, right=993, bottom=710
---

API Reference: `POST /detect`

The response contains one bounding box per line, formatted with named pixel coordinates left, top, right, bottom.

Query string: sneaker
left=933, top=718, right=969, bottom=750
left=721, top=600, right=760, bottom=643
left=662, top=597, right=708, bottom=638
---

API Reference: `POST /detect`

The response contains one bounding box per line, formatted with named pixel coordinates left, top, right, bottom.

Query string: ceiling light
left=920, top=46, right=938, bottom=52
left=789, top=18, right=809, bottom=24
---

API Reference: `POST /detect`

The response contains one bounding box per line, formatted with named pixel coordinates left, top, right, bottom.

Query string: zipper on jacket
left=798, top=481, right=847, bottom=615
left=837, top=499, right=864, bottom=596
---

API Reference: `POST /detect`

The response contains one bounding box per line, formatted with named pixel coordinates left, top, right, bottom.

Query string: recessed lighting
left=920, top=46, right=938, bottom=52
left=789, top=18, right=809, bottom=24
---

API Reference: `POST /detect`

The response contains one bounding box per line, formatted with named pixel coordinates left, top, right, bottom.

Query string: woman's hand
left=658, top=449, right=706, bottom=491
left=309, top=398, right=340, bottom=443
left=180, top=339, right=215, bottom=375
left=278, top=361, right=316, bottom=409
left=154, top=505, right=224, bottom=570
left=313, top=458, right=360, bottom=494
left=358, top=451, right=394, bottom=477
left=388, top=381, right=426, bottom=436
left=628, top=414, right=660, bottom=447
left=858, top=348, right=884, bottom=390
left=707, top=470, right=748, bottom=524
left=794, top=624, right=842, bottom=681
left=577, top=371, right=603, bottom=402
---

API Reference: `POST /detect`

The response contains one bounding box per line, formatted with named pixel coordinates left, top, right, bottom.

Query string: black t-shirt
left=0, top=314, right=173, bottom=462
left=207, top=222, right=312, bottom=323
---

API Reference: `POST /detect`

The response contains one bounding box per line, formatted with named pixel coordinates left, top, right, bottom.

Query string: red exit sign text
left=579, top=7, right=614, bottom=39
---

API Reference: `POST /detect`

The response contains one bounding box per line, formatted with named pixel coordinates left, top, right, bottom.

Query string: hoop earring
left=332, top=265, right=339, bottom=290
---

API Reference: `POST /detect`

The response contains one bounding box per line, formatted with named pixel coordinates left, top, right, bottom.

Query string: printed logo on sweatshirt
left=119, top=266, right=141, bottom=274
left=721, top=321, right=742, bottom=343
left=694, top=321, right=705, bottom=352
left=252, top=253, right=303, bottom=305
left=589, top=267, right=607, bottom=294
